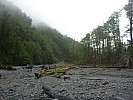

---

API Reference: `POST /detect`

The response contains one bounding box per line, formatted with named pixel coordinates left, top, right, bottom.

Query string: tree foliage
left=81, top=11, right=123, bottom=66
left=0, top=0, right=82, bottom=65
left=1, top=0, right=131, bottom=67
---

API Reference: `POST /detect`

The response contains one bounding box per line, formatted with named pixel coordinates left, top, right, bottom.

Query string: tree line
left=0, top=0, right=82, bottom=66
left=0, top=0, right=133, bottom=67
left=81, top=1, right=133, bottom=67
left=81, top=11, right=123, bottom=66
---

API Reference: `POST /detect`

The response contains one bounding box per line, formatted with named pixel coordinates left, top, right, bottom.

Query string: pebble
left=102, top=81, right=109, bottom=85
left=0, top=68, right=133, bottom=100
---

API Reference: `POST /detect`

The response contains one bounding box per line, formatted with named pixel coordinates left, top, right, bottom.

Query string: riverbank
left=0, top=66, right=133, bottom=100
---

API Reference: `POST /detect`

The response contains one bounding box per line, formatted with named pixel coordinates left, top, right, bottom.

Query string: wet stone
left=9, top=88, right=14, bottom=92
left=1, top=68, right=133, bottom=100
left=102, top=81, right=109, bottom=85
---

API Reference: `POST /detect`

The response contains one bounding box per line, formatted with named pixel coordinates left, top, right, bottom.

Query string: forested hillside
left=0, top=0, right=82, bottom=66
left=0, top=0, right=133, bottom=68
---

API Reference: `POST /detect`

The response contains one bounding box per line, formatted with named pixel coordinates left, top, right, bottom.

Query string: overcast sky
left=7, top=0, right=128, bottom=41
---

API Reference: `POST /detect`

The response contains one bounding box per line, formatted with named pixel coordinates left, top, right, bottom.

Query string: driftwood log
left=42, top=85, right=76, bottom=100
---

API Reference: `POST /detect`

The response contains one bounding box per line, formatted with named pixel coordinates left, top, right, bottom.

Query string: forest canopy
left=0, top=0, right=133, bottom=68
left=0, top=0, right=82, bottom=65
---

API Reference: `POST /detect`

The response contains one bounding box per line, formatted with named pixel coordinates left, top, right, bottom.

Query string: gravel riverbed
left=0, top=66, right=133, bottom=100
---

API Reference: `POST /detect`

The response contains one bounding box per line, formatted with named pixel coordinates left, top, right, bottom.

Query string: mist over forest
left=1, top=0, right=133, bottom=100
left=0, top=0, right=133, bottom=68
left=0, top=0, right=82, bottom=65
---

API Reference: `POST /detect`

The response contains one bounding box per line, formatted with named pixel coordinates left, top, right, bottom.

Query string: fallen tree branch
left=34, top=64, right=75, bottom=78
left=42, top=85, right=76, bottom=100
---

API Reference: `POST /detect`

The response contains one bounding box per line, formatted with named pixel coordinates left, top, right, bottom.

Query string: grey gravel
left=0, top=67, right=133, bottom=100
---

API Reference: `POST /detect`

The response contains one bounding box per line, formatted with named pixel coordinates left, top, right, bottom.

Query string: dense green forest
left=0, top=0, right=133, bottom=67
left=0, top=0, right=82, bottom=65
